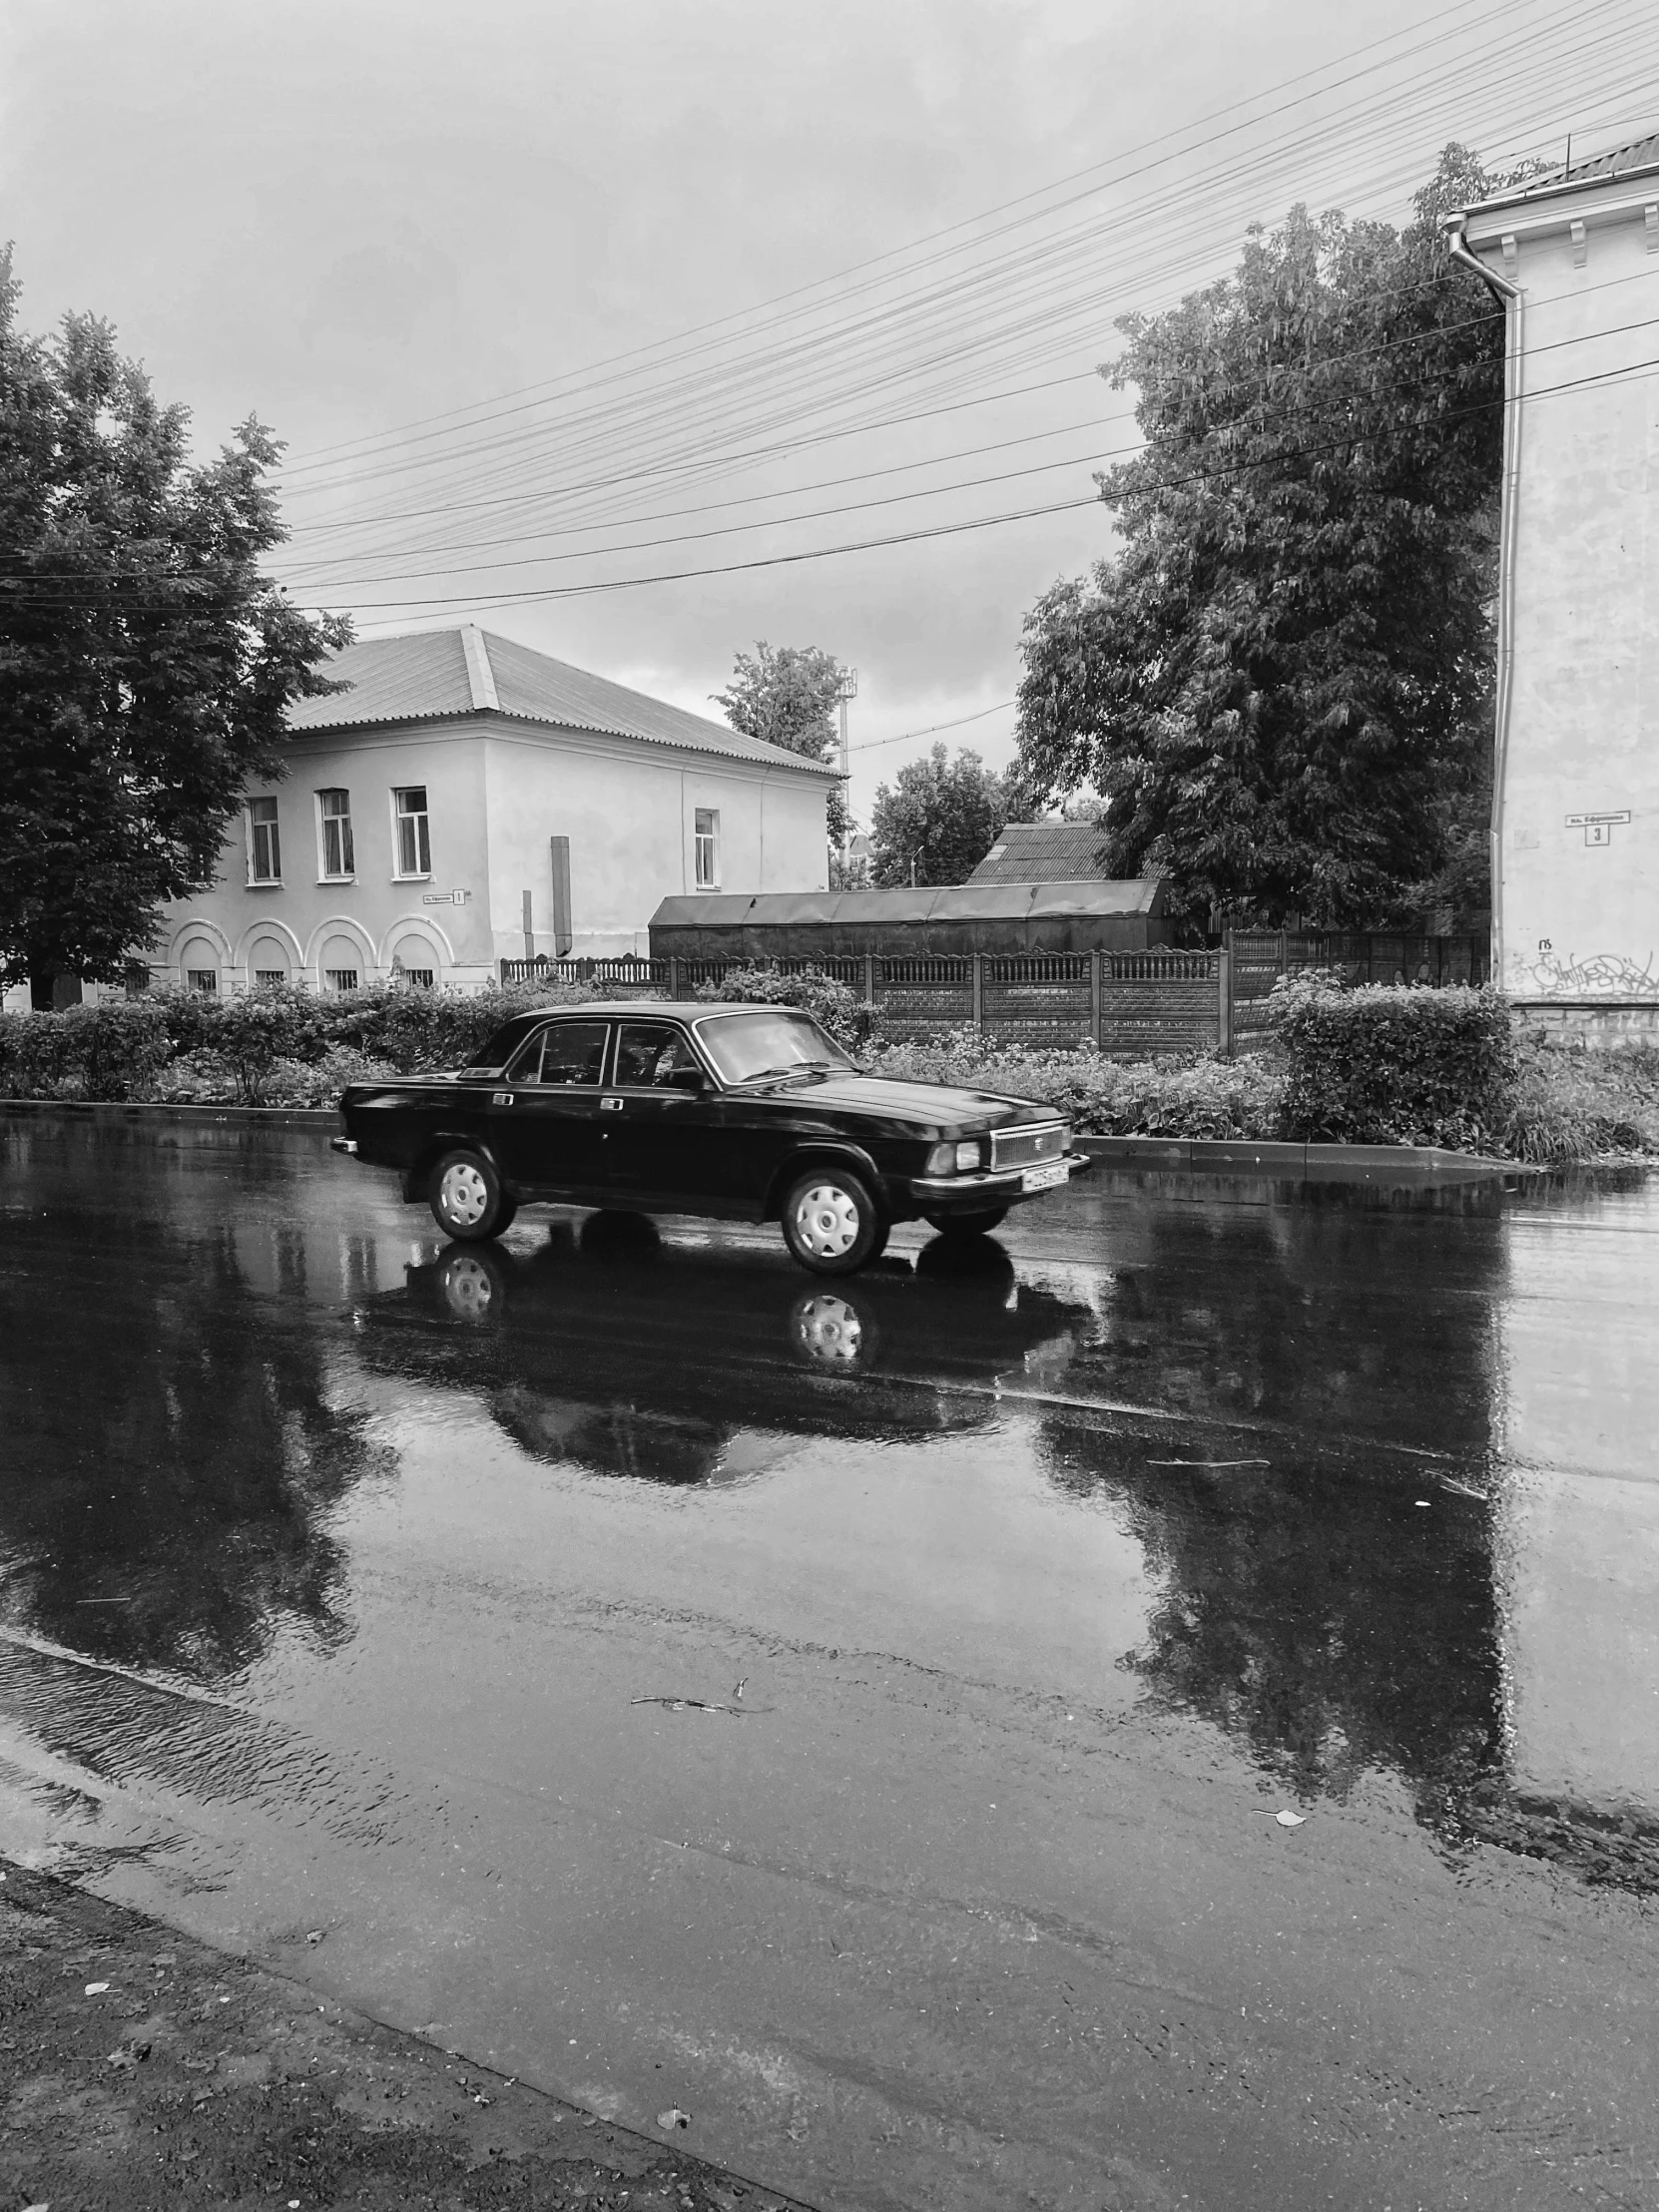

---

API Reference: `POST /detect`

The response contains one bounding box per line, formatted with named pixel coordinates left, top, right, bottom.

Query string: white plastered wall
left=481, top=721, right=830, bottom=960
left=1469, top=179, right=1659, bottom=1007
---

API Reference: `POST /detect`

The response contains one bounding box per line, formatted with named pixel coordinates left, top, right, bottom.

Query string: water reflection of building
left=1492, top=1175, right=1659, bottom=1834
left=1033, top=1172, right=1659, bottom=1891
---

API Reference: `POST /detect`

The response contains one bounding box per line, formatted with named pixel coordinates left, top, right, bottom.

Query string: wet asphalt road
left=2, top=1115, right=1658, bottom=2212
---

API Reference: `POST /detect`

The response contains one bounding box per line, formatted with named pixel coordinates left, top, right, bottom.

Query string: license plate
left=1021, top=1159, right=1068, bottom=1193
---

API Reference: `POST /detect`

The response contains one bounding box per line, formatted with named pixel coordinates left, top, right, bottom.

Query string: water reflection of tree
left=0, top=1211, right=384, bottom=1680
left=1042, top=1184, right=1508, bottom=1808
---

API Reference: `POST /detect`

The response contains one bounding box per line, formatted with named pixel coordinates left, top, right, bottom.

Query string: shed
left=649, top=878, right=1168, bottom=960
left=969, top=822, right=1116, bottom=883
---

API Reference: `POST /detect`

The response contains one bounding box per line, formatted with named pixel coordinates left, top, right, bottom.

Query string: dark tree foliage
left=869, top=742, right=1008, bottom=886
left=1013, top=146, right=1515, bottom=928
left=0, top=249, right=351, bottom=988
left=713, top=639, right=850, bottom=846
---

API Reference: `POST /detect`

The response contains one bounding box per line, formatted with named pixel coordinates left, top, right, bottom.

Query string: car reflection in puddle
left=356, top=1212, right=1094, bottom=1487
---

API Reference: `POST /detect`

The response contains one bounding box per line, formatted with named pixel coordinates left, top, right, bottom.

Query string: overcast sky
left=3, top=0, right=1648, bottom=820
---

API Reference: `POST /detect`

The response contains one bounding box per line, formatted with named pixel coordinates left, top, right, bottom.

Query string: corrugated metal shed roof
left=651, top=878, right=1163, bottom=928
left=968, top=822, right=1114, bottom=882
left=285, top=625, right=838, bottom=776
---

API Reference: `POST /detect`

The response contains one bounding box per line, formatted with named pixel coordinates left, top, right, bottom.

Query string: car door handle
left=601, top=1095, right=624, bottom=1112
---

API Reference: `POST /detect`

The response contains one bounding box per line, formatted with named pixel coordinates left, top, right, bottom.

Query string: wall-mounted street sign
left=1565, top=811, right=1632, bottom=847
left=422, top=889, right=471, bottom=905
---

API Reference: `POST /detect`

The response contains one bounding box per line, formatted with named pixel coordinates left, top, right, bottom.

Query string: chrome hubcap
left=793, top=1182, right=860, bottom=1260
left=794, top=1293, right=864, bottom=1366
left=440, top=1160, right=489, bottom=1227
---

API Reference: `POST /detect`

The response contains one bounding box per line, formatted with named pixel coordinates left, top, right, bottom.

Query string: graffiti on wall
left=1516, top=944, right=1658, bottom=996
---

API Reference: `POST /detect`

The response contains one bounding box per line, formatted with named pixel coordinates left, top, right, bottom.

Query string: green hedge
left=863, top=1031, right=1280, bottom=1139
left=6, top=970, right=1653, bottom=1162
left=1275, top=982, right=1516, bottom=1150
left=0, top=980, right=598, bottom=1106
left=693, top=962, right=880, bottom=1050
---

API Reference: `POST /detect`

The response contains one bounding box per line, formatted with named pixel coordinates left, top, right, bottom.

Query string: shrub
left=1503, top=1035, right=1659, bottom=1162
left=324, top=978, right=598, bottom=1072
left=1274, top=982, right=1517, bottom=1149
left=0, top=998, right=177, bottom=1101
left=695, top=963, right=880, bottom=1051
left=861, top=1031, right=1280, bottom=1138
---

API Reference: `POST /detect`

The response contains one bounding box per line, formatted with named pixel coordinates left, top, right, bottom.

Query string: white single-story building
left=1447, top=131, right=1659, bottom=1039
left=142, top=623, right=834, bottom=994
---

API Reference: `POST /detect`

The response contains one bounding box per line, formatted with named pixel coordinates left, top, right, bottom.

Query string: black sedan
left=332, top=998, right=1090, bottom=1274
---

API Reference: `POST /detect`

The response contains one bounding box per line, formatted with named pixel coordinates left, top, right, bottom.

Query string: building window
left=255, top=969, right=286, bottom=987
left=186, top=968, right=218, bottom=994
left=248, top=797, right=281, bottom=883
left=324, top=967, right=359, bottom=993
left=694, top=808, right=720, bottom=889
left=318, top=789, right=354, bottom=878
left=393, top=787, right=431, bottom=876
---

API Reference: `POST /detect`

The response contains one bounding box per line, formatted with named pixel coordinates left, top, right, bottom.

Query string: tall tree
left=713, top=640, right=850, bottom=847
left=1012, top=146, right=1514, bottom=928
left=0, top=250, right=350, bottom=992
left=869, top=744, right=1007, bottom=887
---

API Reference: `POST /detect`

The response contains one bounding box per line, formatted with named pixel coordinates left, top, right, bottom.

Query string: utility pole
left=834, top=667, right=857, bottom=873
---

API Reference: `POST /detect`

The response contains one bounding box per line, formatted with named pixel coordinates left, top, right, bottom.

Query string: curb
left=5, top=1098, right=1519, bottom=1179
left=0, top=1097, right=338, bottom=1129
left=1074, top=1134, right=1516, bottom=1183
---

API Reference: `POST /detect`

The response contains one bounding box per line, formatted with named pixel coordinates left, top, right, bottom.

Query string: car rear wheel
left=923, top=1206, right=1009, bottom=1240
left=429, top=1148, right=517, bottom=1243
left=781, top=1166, right=887, bottom=1276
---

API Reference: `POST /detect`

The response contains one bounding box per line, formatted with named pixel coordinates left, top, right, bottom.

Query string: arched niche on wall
left=319, top=933, right=367, bottom=993
left=386, top=928, right=444, bottom=988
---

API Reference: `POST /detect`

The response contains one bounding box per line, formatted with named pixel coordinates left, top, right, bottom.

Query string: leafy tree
left=1013, top=146, right=1518, bottom=929
left=713, top=640, right=850, bottom=846
left=869, top=743, right=1007, bottom=886
left=0, top=249, right=350, bottom=992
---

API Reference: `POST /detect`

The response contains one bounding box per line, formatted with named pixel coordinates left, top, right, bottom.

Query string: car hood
left=764, top=1071, right=1062, bottom=1131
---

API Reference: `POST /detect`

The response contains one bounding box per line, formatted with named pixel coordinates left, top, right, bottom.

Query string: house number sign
left=1565, top=811, right=1631, bottom=847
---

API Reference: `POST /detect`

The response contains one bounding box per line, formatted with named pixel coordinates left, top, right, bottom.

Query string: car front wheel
left=781, top=1166, right=887, bottom=1276
left=923, top=1206, right=1009, bottom=1240
left=429, top=1148, right=517, bottom=1243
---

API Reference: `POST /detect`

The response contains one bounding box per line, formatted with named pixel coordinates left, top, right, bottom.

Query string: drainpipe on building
left=1444, top=212, right=1524, bottom=995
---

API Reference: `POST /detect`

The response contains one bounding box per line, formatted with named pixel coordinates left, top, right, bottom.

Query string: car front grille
left=990, top=1122, right=1070, bottom=1172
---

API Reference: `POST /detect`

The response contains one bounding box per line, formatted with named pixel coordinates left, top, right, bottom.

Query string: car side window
left=614, top=1024, right=704, bottom=1092
left=512, top=1020, right=610, bottom=1086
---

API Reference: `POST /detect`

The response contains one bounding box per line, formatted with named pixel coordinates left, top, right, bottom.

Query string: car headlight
left=924, top=1140, right=983, bottom=1175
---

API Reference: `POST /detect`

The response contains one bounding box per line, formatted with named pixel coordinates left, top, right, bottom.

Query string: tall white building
left=1448, top=132, right=1659, bottom=1040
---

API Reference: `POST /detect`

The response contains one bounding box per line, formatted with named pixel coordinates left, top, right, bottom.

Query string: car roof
left=504, top=1000, right=805, bottom=1018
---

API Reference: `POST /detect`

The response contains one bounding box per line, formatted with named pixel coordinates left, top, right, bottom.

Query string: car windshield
left=696, top=1009, right=854, bottom=1085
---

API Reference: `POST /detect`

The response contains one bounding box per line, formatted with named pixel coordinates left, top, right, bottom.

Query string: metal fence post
left=1218, top=943, right=1233, bottom=1056
left=1090, top=948, right=1103, bottom=1049
left=972, top=951, right=985, bottom=1038
left=862, top=950, right=876, bottom=1005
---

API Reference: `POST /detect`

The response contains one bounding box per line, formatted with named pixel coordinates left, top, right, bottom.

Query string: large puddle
left=3, top=1116, right=1658, bottom=2209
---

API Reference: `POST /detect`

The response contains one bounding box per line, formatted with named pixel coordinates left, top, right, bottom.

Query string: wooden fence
left=500, top=949, right=1228, bottom=1055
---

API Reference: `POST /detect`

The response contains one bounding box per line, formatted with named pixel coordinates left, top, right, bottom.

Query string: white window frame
left=246, top=796, right=281, bottom=885
left=316, top=789, right=355, bottom=881
left=694, top=807, right=720, bottom=890
left=391, top=786, right=432, bottom=879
